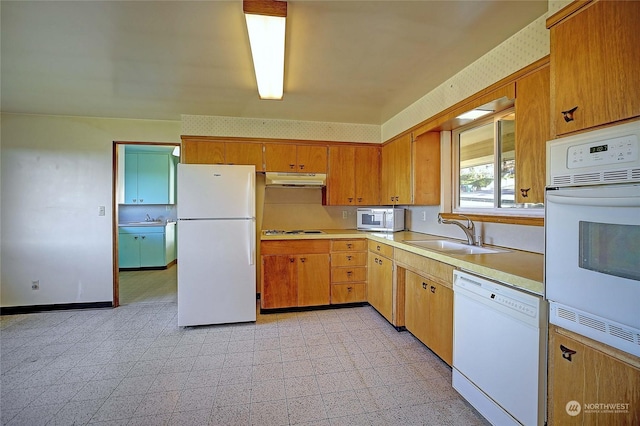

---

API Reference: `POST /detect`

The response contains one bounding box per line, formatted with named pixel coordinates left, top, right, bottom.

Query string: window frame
left=452, top=107, right=543, bottom=217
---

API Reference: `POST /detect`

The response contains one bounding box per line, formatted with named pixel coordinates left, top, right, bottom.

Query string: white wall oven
left=546, top=120, right=640, bottom=357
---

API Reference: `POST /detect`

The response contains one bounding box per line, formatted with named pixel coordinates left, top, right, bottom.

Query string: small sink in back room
left=403, top=239, right=508, bottom=255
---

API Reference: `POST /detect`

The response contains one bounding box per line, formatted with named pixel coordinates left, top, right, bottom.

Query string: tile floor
left=1, top=268, right=489, bottom=426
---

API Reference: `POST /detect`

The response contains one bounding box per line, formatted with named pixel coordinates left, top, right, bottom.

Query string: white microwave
left=356, top=208, right=405, bottom=232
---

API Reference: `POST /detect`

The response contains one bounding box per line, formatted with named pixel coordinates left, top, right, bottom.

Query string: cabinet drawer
left=331, top=252, right=367, bottom=267
left=368, top=240, right=394, bottom=259
left=395, top=249, right=454, bottom=288
left=331, top=239, right=367, bottom=252
left=331, top=283, right=366, bottom=304
left=331, top=267, right=367, bottom=283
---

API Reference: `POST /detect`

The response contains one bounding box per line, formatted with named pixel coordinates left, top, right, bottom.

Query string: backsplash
left=118, top=204, right=177, bottom=224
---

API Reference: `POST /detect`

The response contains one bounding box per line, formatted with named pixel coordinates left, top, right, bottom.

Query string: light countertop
left=261, top=229, right=544, bottom=295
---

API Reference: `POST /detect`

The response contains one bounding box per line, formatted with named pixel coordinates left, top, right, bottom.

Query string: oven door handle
left=546, top=193, right=640, bottom=208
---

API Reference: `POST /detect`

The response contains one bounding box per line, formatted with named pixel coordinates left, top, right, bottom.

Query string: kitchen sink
left=403, top=239, right=508, bottom=255
left=122, top=221, right=163, bottom=225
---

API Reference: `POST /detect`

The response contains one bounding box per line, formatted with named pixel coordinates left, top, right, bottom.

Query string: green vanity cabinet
left=119, top=225, right=172, bottom=269
left=124, top=153, right=175, bottom=205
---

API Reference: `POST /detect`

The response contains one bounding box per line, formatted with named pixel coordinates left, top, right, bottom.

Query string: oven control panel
left=567, top=134, right=638, bottom=169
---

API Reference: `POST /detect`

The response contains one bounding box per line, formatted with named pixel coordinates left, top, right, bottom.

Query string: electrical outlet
left=31, top=280, right=40, bottom=290
left=342, top=210, right=348, bottom=219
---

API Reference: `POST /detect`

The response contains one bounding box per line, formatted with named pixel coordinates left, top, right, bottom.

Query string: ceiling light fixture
left=456, top=109, right=493, bottom=120
left=243, top=0, right=287, bottom=100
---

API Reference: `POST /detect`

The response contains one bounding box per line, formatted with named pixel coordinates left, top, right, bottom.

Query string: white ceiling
left=0, top=1, right=548, bottom=125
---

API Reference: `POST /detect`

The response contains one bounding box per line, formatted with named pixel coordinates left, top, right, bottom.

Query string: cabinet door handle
left=430, top=286, right=435, bottom=293
left=132, top=199, right=137, bottom=203
left=395, top=196, right=399, bottom=202
left=134, top=236, right=139, bottom=240
left=374, top=258, right=379, bottom=264
left=299, top=164, right=305, bottom=170
left=357, top=197, right=362, bottom=202
left=422, top=282, right=427, bottom=290
left=347, top=286, right=353, bottom=292
left=379, top=259, right=383, bottom=265
left=520, top=188, right=531, bottom=198
left=348, top=197, right=353, bottom=203
left=289, top=257, right=295, bottom=263
left=561, top=106, right=578, bottom=123
left=139, top=199, right=144, bottom=203
left=141, top=236, right=146, bottom=240
left=300, top=257, right=306, bottom=263
left=289, top=164, right=295, bottom=169
left=376, top=245, right=381, bottom=251
left=560, top=344, right=577, bottom=362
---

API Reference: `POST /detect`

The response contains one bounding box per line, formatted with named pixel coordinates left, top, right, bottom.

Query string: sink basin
left=122, top=221, right=163, bottom=225
left=404, top=239, right=508, bottom=255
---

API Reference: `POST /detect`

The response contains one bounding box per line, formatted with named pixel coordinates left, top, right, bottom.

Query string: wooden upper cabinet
left=381, top=133, right=412, bottom=205
left=225, top=142, right=264, bottom=171
left=264, top=144, right=327, bottom=173
left=327, top=146, right=356, bottom=205
left=548, top=0, right=640, bottom=136
left=264, top=143, right=298, bottom=172
left=515, top=65, right=550, bottom=204
left=355, top=145, right=380, bottom=205
left=181, top=140, right=225, bottom=164
left=327, top=144, right=380, bottom=206
left=181, top=139, right=263, bottom=170
left=412, top=132, right=440, bottom=205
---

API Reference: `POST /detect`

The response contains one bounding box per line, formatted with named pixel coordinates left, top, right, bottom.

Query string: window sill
left=442, top=212, right=544, bottom=227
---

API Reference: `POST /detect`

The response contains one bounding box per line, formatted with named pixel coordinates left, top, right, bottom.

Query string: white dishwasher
left=452, top=270, right=546, bottom=426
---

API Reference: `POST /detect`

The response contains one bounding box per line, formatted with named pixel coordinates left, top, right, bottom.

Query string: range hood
left=265, top=172, right=326, bottom=187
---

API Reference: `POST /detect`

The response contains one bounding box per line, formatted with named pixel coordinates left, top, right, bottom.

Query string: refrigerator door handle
left=248, top=171, right=256, bottom=217
left=249, top=219, right=255, bottom=266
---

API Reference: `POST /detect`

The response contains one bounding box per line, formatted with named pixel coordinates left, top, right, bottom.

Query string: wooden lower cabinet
left=330, top=239, right=367, bottom=304
left=404, top=270, right=453, bottom=365
left=260, top=240, right=330, bottom=309
left=367, top=248, right=393, bottom=322
left=548, top=326, right=640, bottom=425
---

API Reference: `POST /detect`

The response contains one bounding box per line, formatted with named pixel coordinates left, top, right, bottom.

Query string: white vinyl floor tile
left=0, top=266, right=489, bottom=425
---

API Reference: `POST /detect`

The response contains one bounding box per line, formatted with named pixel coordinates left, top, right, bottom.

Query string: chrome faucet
left=437, top=213, right=481, bottom=246
left=145, top=214, right=152, bottom=222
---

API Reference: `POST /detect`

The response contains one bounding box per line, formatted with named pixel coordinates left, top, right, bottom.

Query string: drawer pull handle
left=560, top=344, right=576, bottom=362
left=347, top=244, right=352, bottom=249
left=422, top=282, right=427, bottom=290
left=561, top=106, right=578, bottom=123
left=346, top=256, right=352, bottom=261
left=347, top=287, right=352, bottom=292
left=347, top=271, right=352, bottom=276
left=376, top=245, right=381, bottom=251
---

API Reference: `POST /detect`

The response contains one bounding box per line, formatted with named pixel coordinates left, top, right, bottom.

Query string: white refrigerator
left=177, top=164, right=257, bottom=326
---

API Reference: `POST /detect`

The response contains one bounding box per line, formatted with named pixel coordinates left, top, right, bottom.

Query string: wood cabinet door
left=354, top=146, right=380, bottom=205
left=297, top=145, right=327, bottom=173
left=515, top=66, right=549, bottom=204
left=225, top=142, right=263, bottom=171
left=181, top=140, right=225, bottom=164
left=404, top=270, right=430, bottom=345
left=264, top=144, right=297, bottom=172
left=261, top=255, right=297, bottom=309
left=327, top=146, right=355, bottom=205
left=381, top=140, right=396, bottom=204
left=548, top=327, right=640, bottom=425
left=297, top=254, right=330, bottom=307
left=412, top=132, right=440, bottom=205
left=394, top=134, right=413, bottom=204
left=550, top=1, right=640, bottom=136
left=367, top=251, right=393, bottom=322
left=427, top=281, right=453, bottom=365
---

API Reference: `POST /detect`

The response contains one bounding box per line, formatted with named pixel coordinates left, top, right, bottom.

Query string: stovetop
left=262, top=229, right=325, bottom=235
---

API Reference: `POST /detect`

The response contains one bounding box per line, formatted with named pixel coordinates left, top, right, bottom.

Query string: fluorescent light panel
left=456, top=109, right=493, bottom=120
left=243, top=1, right=287, bottom=100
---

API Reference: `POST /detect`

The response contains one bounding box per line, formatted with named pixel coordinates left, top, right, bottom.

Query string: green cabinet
left=119, top=225, right=173, bottom=269
left=124, top=153, right=175, bottom=205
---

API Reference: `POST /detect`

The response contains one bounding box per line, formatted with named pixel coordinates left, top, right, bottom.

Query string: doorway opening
left=112, top=141, right=180, bottom=307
